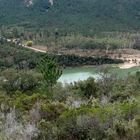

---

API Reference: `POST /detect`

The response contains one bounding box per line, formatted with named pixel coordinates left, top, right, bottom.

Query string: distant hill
left=0, top=0, right=140, bottom=33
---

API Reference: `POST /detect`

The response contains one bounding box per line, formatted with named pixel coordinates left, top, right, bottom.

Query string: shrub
left=26, top=41, right=33, bottom=47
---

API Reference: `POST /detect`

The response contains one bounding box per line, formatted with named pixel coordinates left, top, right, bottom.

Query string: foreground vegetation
left=0, top=42, right=140, bottom=140
left=0, top=64, right=140, bottom=140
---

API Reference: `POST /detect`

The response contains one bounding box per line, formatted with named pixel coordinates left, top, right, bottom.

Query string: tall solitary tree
left=37, top=55, right=62, bottom=91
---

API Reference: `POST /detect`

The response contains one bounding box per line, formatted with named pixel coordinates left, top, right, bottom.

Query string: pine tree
left=37, top=55, right=62, bottom=91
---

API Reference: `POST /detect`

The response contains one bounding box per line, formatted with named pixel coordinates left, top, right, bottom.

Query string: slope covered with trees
left=0, top=0, right=140, bottom=33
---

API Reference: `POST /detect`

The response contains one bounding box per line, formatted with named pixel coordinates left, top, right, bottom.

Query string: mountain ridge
left=0, top=0, right=140, bottom=33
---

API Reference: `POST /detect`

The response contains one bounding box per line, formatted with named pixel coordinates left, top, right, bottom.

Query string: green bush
left=26, top=41, right=33, bottom=47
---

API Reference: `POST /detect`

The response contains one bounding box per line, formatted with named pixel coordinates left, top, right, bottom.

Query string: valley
left=0, top=0, right=140, bottom=140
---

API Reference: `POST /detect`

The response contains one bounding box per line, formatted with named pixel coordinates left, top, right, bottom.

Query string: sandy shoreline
left=118, top=63, right=140, bottom=69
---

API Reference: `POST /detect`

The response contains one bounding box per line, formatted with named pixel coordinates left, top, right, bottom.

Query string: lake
left=58, top=65, right=140, bottom=84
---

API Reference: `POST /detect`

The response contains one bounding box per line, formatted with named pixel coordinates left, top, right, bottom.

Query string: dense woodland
left=0, top=0, right=140, bottom=33
left=1, top=27, right=140, bottom=51
left=0, top=0, right=140, bottom=51
left=0, top=42, right=123, bottom=69
left=0, top=0, right=140, bottom=140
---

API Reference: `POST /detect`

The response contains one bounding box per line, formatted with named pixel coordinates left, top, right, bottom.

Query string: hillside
left=1, top=1, right=140, bottom=139
left=1, top=40, right=140, bottom=140
left=0, top=0, right=140, bottom=33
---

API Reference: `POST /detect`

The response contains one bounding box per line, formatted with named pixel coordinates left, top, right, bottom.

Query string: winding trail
left=23, top=45, right=47, bottom=53
left=0, top=37, right=47, bottom=53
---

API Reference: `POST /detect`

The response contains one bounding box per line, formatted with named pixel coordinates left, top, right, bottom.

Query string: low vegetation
left=0, top=41, right=140, bottom=139
left=0, top=63, right=140, bottom=139
left=26, top=40, right=33, bottom=47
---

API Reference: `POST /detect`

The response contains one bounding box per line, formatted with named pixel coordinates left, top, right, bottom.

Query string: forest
left=0, top=0, right=140, bottom=33
left=0, top=42, right=123, bottom=69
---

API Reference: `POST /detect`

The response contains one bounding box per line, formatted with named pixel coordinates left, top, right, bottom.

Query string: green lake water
left=58, top=65, right=140, bottom=84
